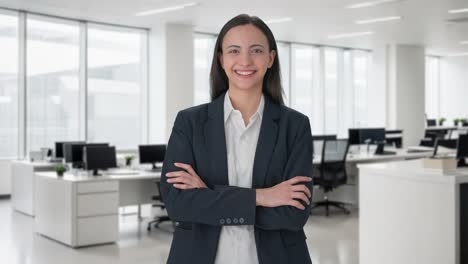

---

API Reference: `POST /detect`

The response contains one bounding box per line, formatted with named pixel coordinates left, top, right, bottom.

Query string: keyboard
left=375, top=150, right=397, bottom=156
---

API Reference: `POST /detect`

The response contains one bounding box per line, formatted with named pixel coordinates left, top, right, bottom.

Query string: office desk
left=34, top=171, right=160, bottom=248
left=359, top=160, right=468, bottom=264
left=11, top=160, right=57, bottom=216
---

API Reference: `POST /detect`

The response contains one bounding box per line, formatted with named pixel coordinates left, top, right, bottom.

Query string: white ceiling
left=1, top=0, right=468, bottom=55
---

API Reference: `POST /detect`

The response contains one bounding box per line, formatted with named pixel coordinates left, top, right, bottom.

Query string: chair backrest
left=317, top=139, right=350, bottom=190
left=312, top=135, right=337, bottom=157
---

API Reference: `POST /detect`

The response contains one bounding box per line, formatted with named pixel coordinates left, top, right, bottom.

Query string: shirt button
left=239, top=217, right=244, bottom=224
left=219, top=219, right=225, bottom=225
left=233, top=218, right=238, bottom=224
left=226, top=218, right=231, bottom=224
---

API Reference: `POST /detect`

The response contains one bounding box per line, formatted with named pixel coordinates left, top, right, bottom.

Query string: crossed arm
left=160, top=112, right=313, bottom=231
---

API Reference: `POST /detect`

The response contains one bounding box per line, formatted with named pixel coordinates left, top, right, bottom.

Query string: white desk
left=359, top=160, right=468, bottom=264
left=11, top=160, right=57, bottom=216
left=34, top=171, right=160, bottom=248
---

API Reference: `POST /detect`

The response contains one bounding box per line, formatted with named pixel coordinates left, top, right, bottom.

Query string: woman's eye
left=228, top=49, right=239, bottom=54
left=252, top=49, right=263, bottom=54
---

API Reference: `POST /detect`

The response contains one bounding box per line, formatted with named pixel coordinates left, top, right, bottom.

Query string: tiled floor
left=0, top=199, right=358, bottom=264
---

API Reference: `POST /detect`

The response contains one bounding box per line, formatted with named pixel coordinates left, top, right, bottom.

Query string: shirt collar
left=224, top=90, right=265, bottom=124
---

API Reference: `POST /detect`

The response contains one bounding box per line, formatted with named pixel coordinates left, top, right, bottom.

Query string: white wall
left=440, top=57, right=468, bottom=120
left=387, top=44, right=426, bottom=147
left=0, top=160, right=12, bottom=195
left=368, top=43, right=387, bottom=127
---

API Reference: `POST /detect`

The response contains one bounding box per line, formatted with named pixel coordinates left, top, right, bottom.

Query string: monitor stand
left=458, top=158, right=468, bottom=168
left=92, top=169, right=101, bottom=176
left=151, top=163, right=162, bottom=171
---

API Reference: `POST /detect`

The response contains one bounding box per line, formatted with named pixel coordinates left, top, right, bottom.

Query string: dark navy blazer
left=161, top=92, right=313, bottom=264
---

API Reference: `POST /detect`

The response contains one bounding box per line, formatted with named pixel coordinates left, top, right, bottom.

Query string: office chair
left=312, top=135, right=337, bottom=158
left=311, top=139, right=350, bottom=216
left=419, top=130, right=447, bottom=147
left=147, top=181, right=173, bottom=231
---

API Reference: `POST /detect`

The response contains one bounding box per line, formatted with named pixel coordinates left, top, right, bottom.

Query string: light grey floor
left=0, top=198, right=358, bottom=264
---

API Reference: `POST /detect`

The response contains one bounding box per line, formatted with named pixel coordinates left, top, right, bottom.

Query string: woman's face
left=220, top=24, right=276, bottom=93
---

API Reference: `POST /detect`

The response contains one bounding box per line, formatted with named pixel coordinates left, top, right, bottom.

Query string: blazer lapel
left=205, top=92, right=229, bottom=185
left=252, top=97, right=280, bottom=188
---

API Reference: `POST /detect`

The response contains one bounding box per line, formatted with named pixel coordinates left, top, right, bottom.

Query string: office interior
left=1, top=0, right=468, bottom=263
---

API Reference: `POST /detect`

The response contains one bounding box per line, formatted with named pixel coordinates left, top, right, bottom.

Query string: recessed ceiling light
left=135, top=2, right=198, bottom=16
left=328, top=31, right=374, bottom=39
left=346, top=0, right=404, bottom=9
left=447, top=52, right=468, bottom=57
left=448, top=8, right=468, bottom=14
left=264, top=17, right=293, bottom=24
left=355, top=16, right=402, bottom=24
left=460, top=40, right=468, bottom=45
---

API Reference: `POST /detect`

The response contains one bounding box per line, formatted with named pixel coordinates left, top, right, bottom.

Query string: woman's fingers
left=287, top=176, right=312, bottom=185
left=173, top=183, right=197, bottom=190
left=174, top=163, right=198, bottom=177
left=291, top=192, right=310, bottom=205
left=288, top=200, right=306, bottom=210
left=291, top=184, right=312, bottom=198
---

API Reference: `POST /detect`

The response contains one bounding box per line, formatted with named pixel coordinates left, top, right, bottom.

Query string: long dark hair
left=209, top=14, right=284, bottom=105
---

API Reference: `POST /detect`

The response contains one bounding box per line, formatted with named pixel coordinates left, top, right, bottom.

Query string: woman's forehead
left=222, top=24, right=269, bottom=48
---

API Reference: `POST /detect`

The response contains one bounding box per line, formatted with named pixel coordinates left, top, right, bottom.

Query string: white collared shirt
left=214, top=91, right=264, bottom=264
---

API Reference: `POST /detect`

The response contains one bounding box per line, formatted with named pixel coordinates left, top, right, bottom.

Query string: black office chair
left=312, top=135, right=337, bottom=157
left=419, top=130, right=447, bottom=147
left=311, top=139, right=350, bottom=216
left=147, top=181, right=172, bottom=231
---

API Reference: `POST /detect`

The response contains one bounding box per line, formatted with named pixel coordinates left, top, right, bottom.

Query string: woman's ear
left=268, top=50, right=276, bottom=68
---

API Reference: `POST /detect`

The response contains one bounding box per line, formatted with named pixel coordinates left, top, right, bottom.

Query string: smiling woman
left=161, top=14, right=313, bottom=264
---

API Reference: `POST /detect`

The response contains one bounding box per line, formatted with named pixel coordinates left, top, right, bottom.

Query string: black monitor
left=55, top=141, right=85, bottom=158
left=348, top=129, right=361, bottom=145
left=457, top=134, right=468, bottom=167
left=360, top=128, right=386, bottom=144
left=84, top=146, right=117, bottom=176
left=433, top=138, right=458, bottom=157
left=139, top=144, right=166, bottom=170
left=64, top=143, right=108, bottom=168
left=427, top=119, right=437, bottom=127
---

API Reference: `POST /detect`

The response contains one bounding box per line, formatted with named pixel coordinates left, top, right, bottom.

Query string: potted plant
left=55, top=164, right=66, bottom=177
left=124, top=155, right=135, bottom=167
left=454, top=118, right=460, bottom=126
left=438, top=117, right=446, bottom=126
left=461, top=118, right=468, bottom=127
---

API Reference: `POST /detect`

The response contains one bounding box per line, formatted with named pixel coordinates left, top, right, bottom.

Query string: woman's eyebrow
left=250, top=44, right=265, bottom=49
left=226, top=45, right=241, bottom=49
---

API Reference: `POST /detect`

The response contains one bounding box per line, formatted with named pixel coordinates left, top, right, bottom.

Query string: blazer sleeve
left=160, top=111, right=257, bottom=227
left=255, top=115, right=313, bottom=231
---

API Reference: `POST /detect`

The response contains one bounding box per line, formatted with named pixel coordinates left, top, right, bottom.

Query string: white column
left=148, top=23, right=194, bottom=143
left=386, top=44, right=425, bottom=147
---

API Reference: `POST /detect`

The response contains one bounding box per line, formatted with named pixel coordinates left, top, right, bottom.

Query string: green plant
left=438, top=117, right=446, bottom=122
left=55, top=164, right=66, bottom=176
left=124, top=155, right=135, bottom=166
left=461, top=118, right=468, bottom=124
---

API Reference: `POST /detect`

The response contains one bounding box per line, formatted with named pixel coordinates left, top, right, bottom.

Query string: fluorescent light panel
left=346, top=0, right=404, bottom=9
left=448, top=8, right=468, bottom=14
left=264, top=17, right=293, bottom=24
left=448, top=52, right=468, bottom=57
left=328, top=31, right=374, bottom=39
left=135, top=2, right=197, bottom=16
left=355, top=16, right=402, bottom=24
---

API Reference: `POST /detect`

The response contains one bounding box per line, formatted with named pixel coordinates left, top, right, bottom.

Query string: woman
left=161, top=14, right=313, bottom=264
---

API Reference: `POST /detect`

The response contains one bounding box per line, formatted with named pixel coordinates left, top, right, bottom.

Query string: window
left=87, top=24, right=147, bottom=149
left=26, top=15, right=81, bottom=152
left=277, top=42, right=290, bottom=105
left=0, top=12, right=18, bottom=158
left=194, top=34, right=215, bottom=105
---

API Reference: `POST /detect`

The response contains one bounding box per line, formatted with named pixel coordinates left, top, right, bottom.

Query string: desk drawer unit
left=77, top=215, right=118, bottom=246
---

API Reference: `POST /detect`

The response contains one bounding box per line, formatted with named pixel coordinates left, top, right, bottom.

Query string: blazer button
left=233, top=218, right=238, bottom=224
left=239, top=217, right=244, bottom=224
left=226, top=218, right=231, bottom=224
left=220, top=219, right=225, bottom=225
left=175, top=222, right=180, bottom=226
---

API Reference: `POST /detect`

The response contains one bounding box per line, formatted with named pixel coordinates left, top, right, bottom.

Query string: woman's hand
left=166, top=162, right=207, bottom=189
left=256, top=176, right=312, bottom=210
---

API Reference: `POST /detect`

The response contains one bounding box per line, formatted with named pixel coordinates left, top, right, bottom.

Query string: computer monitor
left=348, top=129, right=362, bottom=145
left=139, top=144, right=166, bottom=170
left=55, top=141, right=85, bottom=158
left=84, top=146, right=117, bottom=176
left=360, top=128, right=386, bottom=144
left=64, top=143, right=108, bottom=168
left=457, top=134, right=468, bottom=167
left=427, top=119, right=437, bottom=127
left=433, top=138, right=458, bottom=157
